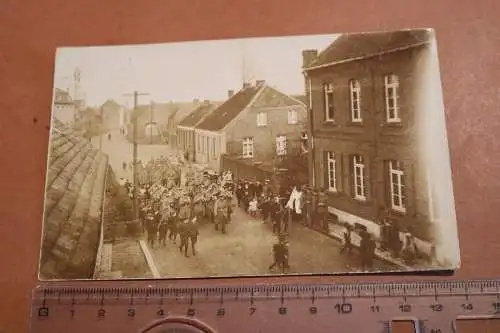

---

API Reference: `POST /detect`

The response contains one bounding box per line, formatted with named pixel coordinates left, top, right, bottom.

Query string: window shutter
left=349, top=155, right=356, bottom=199
left=336, top=153, right=343, bottom=192
left=383, top=160, right=391, bottom=208
left=342, top=153, right=350, bottom=197
left=322, top=151, right=327, bottom=189
left=401, top=161, right=408, bottom=211
left=363, top=156, right=370, bottom=200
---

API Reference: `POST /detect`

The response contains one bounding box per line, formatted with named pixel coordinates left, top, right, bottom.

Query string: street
left=92, top=129, right=396, bottom=277
left=147, top=204, right=396, bottom=278
left=91, top=129, right=172, bottom=180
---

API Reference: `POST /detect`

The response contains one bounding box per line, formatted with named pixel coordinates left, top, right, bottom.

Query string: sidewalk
left=302, top=220, right=430, bottom=271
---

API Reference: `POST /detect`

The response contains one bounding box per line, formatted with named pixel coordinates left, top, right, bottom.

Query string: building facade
left=304, top=30, right=436, bottom=245
left=177, top=100, right=220, bottom=161
left=53, top=88, right=76, bottom=124
left=165, top=101, right=202, bottom=147
left=194, top=81, right=307, bottom=172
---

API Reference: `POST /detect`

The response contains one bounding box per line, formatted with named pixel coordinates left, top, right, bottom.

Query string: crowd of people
left=114, top=152, right=424, bottom=273
left=121, top=155, right=236, bottom=258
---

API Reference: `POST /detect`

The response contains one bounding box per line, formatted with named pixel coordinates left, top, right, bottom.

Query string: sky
left=53, top=34, right=338, bottom=107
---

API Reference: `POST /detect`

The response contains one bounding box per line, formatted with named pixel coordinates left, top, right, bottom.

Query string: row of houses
left=176, top=80, right=308, bottom=173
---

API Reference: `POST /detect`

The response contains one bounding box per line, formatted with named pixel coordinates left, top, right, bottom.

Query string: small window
left=276, top=135, right=287, bottom=156
left=389, top=160, right=406, bottom=212
left=242, top=137, right=254, bottom=158
left=324, top=83, right=334, bottom=121
left=353, top=155, right=367, bottom=201
left=256, top=112, right=267, bottom=127
left=349, top=79, right=361, bottom=122
left=385, top=74, right=400, bottom=122
left=288, top=109, right=298, bottom=124
left=326, top=151, right=337, bottom=192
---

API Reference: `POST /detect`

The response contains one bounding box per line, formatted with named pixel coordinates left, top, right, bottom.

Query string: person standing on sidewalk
left=340, top=223, right=354, bottom=256
left=359, top=229, right=376, bottom=271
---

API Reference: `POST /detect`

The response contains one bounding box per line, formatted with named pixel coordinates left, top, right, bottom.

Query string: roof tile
left=196, top=86, right=261, bottom=131
left=307, top=29, right=431, bottom=69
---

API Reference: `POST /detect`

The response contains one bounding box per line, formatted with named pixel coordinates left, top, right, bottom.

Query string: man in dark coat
left=359, top=229, right=376, bottom=271
left=269, top=234, right=289, bottom=273
left=271, top=199, right=284, bottom=234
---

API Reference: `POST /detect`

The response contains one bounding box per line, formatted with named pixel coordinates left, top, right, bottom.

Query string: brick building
left=303, top=29, right=455, bottom=261
left=177, top=100, right=220, bottom=161
left=194, top=80, right=307, bottom=172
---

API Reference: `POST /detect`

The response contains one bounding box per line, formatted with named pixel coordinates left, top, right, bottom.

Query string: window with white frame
left=389, top=160, right=406, bottom=212
left=353, top=155, right=366, bottom=201
left=385, top=74, right=400, bottom=122
left=256, top=112, right=267, bottom=127
left=242, top=137, right=254, bottom=158
left=326, top=151, right=337, bottom=192
left=324, top=83, right=334, bottom=121
left=349, top=79, right=362, bottom=122
left=276, top=135, right=287, bottom=156
left=287, top=109, right=298, bottom=124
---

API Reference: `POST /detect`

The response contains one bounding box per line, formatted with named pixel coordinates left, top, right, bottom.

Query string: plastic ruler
left=29, top=279, right=500, bottom=333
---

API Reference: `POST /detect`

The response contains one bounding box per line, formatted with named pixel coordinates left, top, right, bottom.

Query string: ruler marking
left=311, top=289, right=315, bottom=304
left=189, top=290, right=194, bottom=305
left=280, top=289, right=284, bottom=305
left=250, top=289, right=254, bottom=305
left=159, top=289, right=164, bottom=306
left=220, top=290, right=224, bottom=305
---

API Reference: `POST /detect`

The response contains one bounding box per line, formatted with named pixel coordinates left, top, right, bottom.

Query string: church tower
left=72, top=67, right=85, bottom=110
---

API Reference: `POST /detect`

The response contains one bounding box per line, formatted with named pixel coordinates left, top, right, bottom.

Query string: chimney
left=243, top=82, right=251, bottom=89
left=228, top=90, right=234, bottom=98
left=255, top=80, right=265, bottom=86
left=302, top=49, right=318, bottom=68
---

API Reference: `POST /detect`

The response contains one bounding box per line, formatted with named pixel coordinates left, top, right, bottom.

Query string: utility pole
left=123, top=91, right=150, bottom=220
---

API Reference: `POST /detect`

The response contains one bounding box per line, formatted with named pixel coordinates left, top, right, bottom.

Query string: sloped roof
left=39, top=119, right=109, bottom=279
left=171, top=102, right=201, bottom=123
left=178, top=103, right=219, bottom=128
left=195, top=86, right=262, bottom=131
left=291, top=95, right=307, bottom=105
left=306, top=29, right=431, bottom=70
left=152, top=103, right=180, bottom=124
left=55, top=88, right=70, bottom=97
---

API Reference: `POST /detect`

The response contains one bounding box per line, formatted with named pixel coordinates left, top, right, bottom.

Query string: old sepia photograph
left=38, top=28, right=460, bottom=280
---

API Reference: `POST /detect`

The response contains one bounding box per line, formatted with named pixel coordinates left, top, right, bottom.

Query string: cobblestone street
left=148, top=203, right=396, bottom=278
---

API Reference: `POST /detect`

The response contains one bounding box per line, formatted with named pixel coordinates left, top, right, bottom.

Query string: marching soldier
left=145, top=211, right=157, bottom=249
left=215, top=194, right=228, bottom=234
left=192, top=196, right=205, bottom=223
left=178, top=197, right=192, bottom=256
left=187, top=217, right=200, bottom=256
